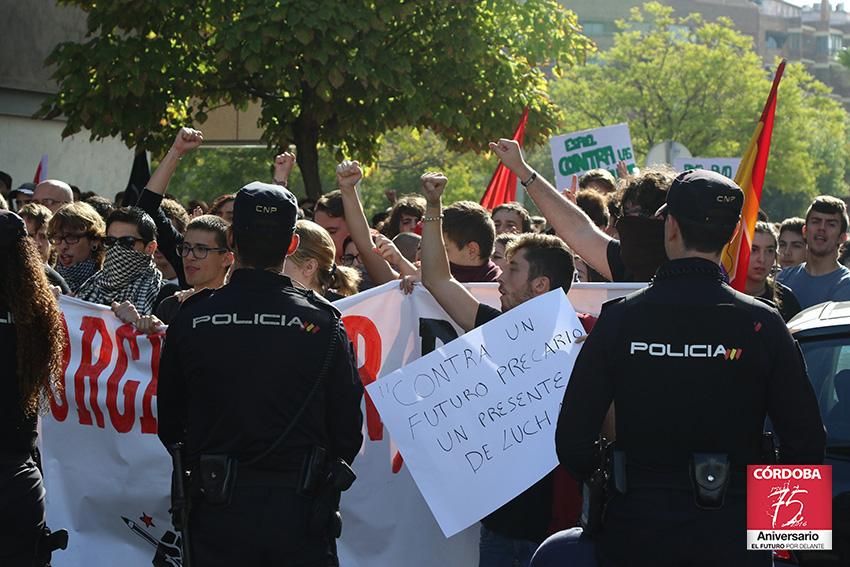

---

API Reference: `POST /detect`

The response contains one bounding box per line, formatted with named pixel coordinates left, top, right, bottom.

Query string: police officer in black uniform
left=555, top=170, right=826, bottom=567
left=157, top=182, right=363, bottom=567
left=0, top=211, right=67, bottom=566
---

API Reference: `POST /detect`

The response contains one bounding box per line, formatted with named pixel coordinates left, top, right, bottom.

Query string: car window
left=798, top=337, right=850, bottom=445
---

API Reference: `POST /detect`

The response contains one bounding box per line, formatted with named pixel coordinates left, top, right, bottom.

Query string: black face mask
left=614, top=216, right=668, bottom=281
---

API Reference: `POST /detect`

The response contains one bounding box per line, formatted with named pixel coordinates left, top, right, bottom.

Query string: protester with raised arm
left=418, top=170, right=594, bottom=567
left=490, top=139, right=672, bottom=282
left=136, top=127, right=204, bottom=289
left=337, top=160, right=398, bottom=285
left=272, top=151, right=296, bottom=188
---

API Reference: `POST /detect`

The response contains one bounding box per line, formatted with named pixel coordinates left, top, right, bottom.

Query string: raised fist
left=336, top=160, right=363, bottom=190
left=172, top=127, right=203, bottom=156
left=420, top=172, right=448, bottom=205
left=274, top=152, right=296, bottom=184
left=488, top=138, right=525, bottom=174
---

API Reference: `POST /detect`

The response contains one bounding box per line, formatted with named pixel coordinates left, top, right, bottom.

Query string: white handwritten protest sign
left=549, top=123, right=636, bottom=191
left=673, top=157, right=741, bottom=180
left=366, top=290, right=584, bottom=537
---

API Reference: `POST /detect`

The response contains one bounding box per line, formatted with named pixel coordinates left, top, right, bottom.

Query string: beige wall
left=1, top=115, right=136, bottom=198
left=0, top=0, right=87, bottom=94
left=0, top=0, right=135, bottom=198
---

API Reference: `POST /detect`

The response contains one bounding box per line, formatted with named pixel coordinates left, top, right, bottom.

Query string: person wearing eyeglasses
left=32, top=180, right=73, bottom=214
left=76, top=207, right=164, bottom=314
left=47, top=202, right=106, bottom=293
left=144, top=215, right=235, bottom=325
left=133, top=128, right=205, bottom=292
left=18, top=203, right=71, bottom=294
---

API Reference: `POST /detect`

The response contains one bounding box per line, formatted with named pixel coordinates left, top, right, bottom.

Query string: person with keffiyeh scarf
left=47, top=201, right=106, bottom=293
left=76, top=207, right=163, bottom=315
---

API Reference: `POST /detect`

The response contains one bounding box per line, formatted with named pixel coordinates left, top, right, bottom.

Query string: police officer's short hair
left=675, top=216, right=737, bottom=254
left=806, top=196, right=849, bottom=233
left=506, top=233, right=574, bottom=295
left=230, top=182, right=299, bottom=270
left=443, top=201, right=496, bottom=260
left=106, top=206, right=157, bottom=243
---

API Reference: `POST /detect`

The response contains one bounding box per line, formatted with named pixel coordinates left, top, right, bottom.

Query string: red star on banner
left=139, top=513, right=155, bottom=528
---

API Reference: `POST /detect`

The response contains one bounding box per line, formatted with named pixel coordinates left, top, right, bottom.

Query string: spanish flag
left=480, top=108, right=529, bottom=210
left=722, top=60, right=785, bottom=290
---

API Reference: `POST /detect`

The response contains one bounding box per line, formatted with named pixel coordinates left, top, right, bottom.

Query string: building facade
left=1, top=0, right=137, bottom=199
left=570, top=0, right=850, bottom=105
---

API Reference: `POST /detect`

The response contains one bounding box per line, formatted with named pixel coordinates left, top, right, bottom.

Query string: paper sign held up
left=366, top=290, right=585, bottom=537
left=549, top=123, right=636, bottom=191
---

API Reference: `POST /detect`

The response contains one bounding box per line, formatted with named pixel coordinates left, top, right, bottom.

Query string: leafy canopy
left=552, top=2, right=849, bottom=219
left=40, top=0, right=592, bottom=198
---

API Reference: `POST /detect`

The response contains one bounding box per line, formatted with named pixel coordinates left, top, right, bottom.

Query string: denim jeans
left=479, top=524, right=539, bottom=567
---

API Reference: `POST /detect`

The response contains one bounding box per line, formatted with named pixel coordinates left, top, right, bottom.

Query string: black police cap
left=232, top=181, right=298, bottom=240
left=656, top=169, right=744, bottom=227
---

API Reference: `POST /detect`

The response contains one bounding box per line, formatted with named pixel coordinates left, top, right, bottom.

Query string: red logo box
left=746, top=465, right=832, bottom=551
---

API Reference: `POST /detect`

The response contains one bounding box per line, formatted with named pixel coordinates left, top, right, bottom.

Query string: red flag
left=33, top=154, right=48, bottom=184
left=480, top=108, right=529, bottom=210
left=721, top=60, right=785, bottom=291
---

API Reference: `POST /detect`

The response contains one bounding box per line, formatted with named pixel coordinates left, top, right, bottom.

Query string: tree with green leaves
left=552, top=2, right=849, bottom=219
left=40, top=0, right=591, bottom=199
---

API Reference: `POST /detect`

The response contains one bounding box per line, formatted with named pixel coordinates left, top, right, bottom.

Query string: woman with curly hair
left=47, top=201, right=106, bottom=293
left=284, top=220, right=360, bottom=300
left=0, top=210, right=65, bottom=565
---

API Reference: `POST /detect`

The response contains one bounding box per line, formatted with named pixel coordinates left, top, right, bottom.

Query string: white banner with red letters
left=42, top=296, right=177, bottom=567
left=42, top=282, right=642, bottom=566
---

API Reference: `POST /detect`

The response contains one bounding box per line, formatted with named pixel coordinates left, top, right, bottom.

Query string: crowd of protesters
left=2, top=127, right=848, bottom=326
left=2, top=126, right=849, bottom=566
